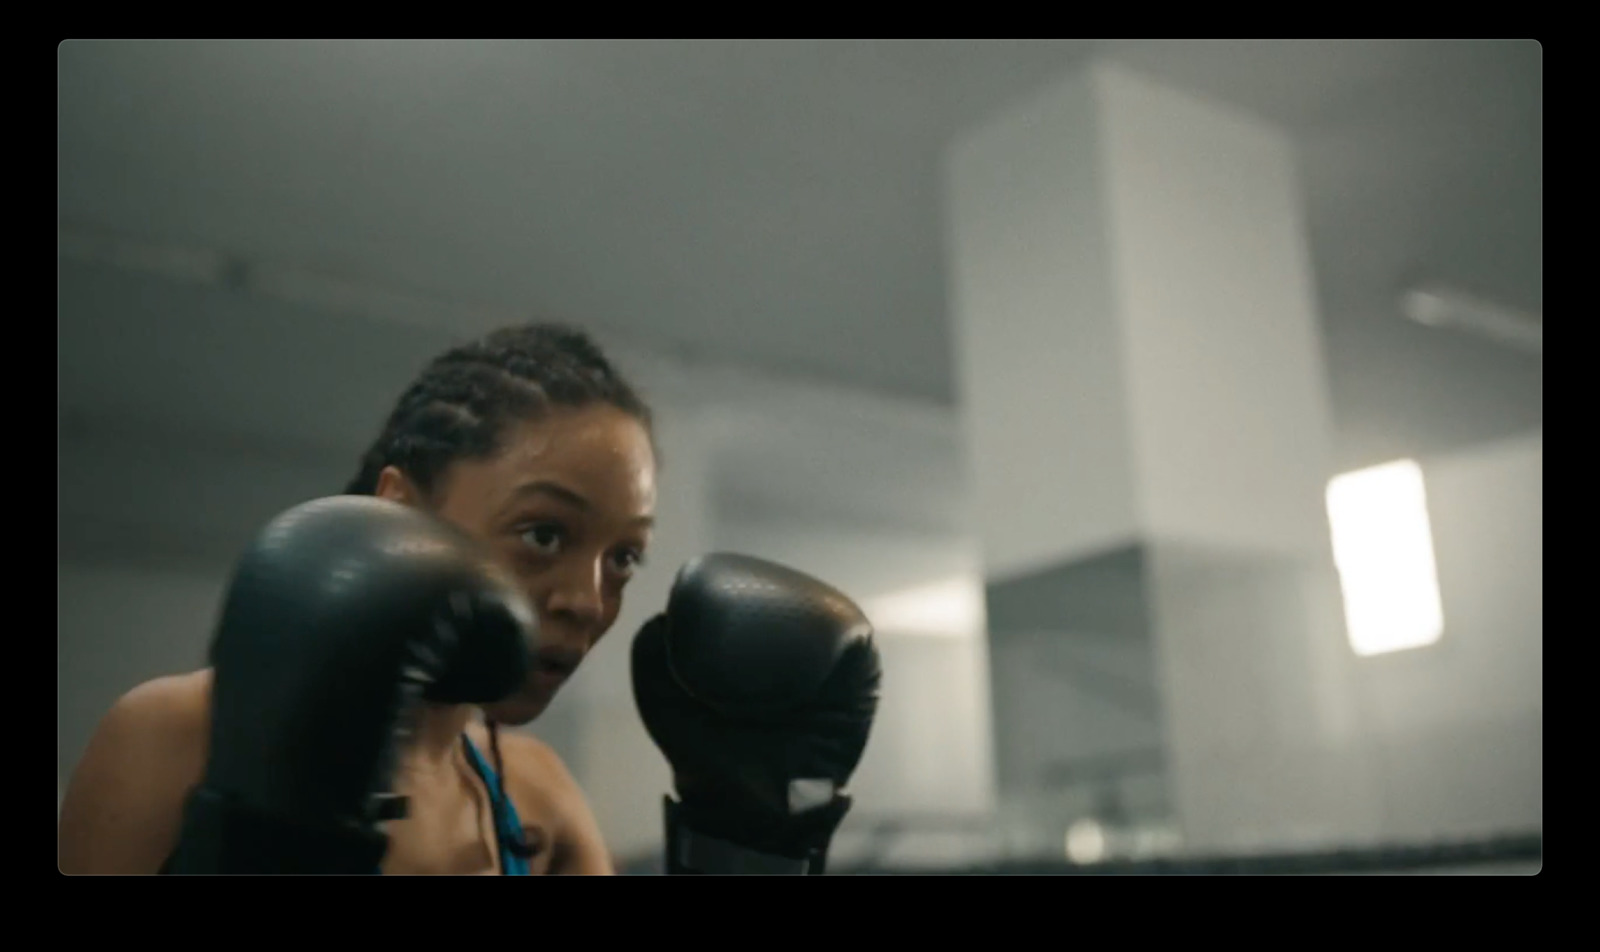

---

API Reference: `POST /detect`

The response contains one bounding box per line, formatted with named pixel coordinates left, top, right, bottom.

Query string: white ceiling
left=56, top=39, right=1542, bottom=544
left=58, top=40, right=1541, bottom=390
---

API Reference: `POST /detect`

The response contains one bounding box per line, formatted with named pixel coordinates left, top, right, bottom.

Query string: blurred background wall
left=57, top=39, right=1540, bottom=873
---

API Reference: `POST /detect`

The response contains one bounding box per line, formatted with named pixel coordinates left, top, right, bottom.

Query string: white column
left=944, top=61, right=1380, bottom=856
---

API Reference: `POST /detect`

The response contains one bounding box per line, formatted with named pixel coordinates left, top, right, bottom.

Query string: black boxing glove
left=165, top=496, right=534, bottom=874
left=631, top=554, right=881, bottom=875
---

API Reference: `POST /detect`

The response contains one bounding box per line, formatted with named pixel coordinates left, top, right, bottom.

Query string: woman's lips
left=532, top=652, right=578, bottom=688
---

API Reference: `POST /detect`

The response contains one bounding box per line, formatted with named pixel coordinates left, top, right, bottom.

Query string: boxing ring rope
left=616, top=820, right=1541, bottom=875
left=834, top=830, right=1542, bottom=875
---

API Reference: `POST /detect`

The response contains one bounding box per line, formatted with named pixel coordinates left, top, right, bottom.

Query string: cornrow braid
left=345, top=323, right=655, bottom=498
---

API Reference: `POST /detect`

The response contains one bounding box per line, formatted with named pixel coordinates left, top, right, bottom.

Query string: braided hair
left=346, top=322, right=655, bottom=498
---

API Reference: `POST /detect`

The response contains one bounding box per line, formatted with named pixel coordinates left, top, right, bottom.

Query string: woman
left=58, top=323, right=658, bottom=874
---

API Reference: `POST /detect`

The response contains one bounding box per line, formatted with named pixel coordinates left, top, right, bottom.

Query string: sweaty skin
left=58, top=405, right=657, bottom=874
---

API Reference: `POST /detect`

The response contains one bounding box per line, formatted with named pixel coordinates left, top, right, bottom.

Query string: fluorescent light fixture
left=1326, top=459, right=1445, bottom=657
left=56, top=222, right=504, bottom=334
left=57, top=224, right=230, bottom=287
left=1401, top=283, right=1542, bottom=354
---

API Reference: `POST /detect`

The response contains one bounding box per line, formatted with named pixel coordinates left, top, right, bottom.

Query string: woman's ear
left=373, top=465, right=425, bottom=507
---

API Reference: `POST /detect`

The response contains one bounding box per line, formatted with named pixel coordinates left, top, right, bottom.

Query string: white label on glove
left=788, top=779, right=836, bottom=814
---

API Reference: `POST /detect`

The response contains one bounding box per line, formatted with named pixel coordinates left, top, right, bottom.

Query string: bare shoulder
left=499, top=731, right=576, bottom=786
left=58, top=669, right=214, bottom=873
left=88, top=669, right=213, bottom=768
left=123, top=669, right=214, bottom=722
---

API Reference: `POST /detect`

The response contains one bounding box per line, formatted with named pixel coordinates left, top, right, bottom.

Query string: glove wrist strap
left=166, top=786, right=390, bottom=874
left=663, top=797, right=824, bottom=875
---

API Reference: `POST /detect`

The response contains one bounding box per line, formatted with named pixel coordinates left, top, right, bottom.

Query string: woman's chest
left=379, top=771, right=555, bottom=875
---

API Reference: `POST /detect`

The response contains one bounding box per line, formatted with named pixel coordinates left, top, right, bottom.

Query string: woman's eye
left=519, top=524, right=565, bottom=555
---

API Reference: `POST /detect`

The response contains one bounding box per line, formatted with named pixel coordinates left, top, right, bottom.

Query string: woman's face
left=381, top=403, right=657, bottom=724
